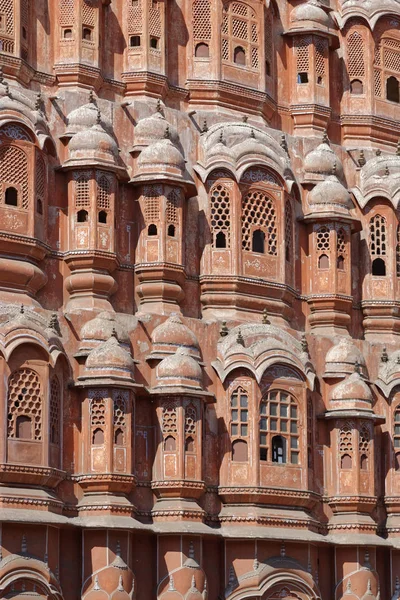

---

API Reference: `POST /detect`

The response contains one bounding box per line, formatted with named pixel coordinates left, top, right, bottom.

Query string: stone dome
left=68, top=121, right=118, bottom=164
left=66, top=99, right=99, bottom=136
left=138, top=138, right=185, bottom=173
left=156, top=348, right=202, bottom=388
left=151, top=315, right=201, bottom=359
left=86, top=335, right=134, bottom=372
left=304, top=139, right=344, bottom=179
left=134, top=110, right=179, bottom=146
left=80, top=312, right=130, bottom=346
left=308, top=176, right=352, bottom=209
left=330, top=371, right=372, bottom=403
left=290, top=1, right=331, bottom=27
left=326, top=337, right=365, bottom=367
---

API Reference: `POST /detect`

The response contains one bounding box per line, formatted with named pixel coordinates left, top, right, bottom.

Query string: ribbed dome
left=80, top=312, right=130, bottom=345
left=291, top=1, right=331, bottom=26
left=361, top=581, right=376, bottom=600
left=151, top=315, right=201, bottom=359
left=68, top=122, right=118, bottom=162
left=157, top=348, right=202, bottom=384
left=134, top=111, right=179, bottom=146
left=309, top=176, right=352, bottom=209
left=326, top=338, right=365, bottom=367
left=330, top=371, right=372, bottom=402
left=86, top=335, right=134, bottom=371
left=138, top=138, right=185, bottom=172
left=304, top=140, right=344, bottom=179
left=66, top=100, right=99, bottom=136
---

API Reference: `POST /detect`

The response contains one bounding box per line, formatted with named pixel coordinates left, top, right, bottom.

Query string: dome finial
left=35, top=92, right=41, bottom=111
left=242, top=114, right=248, bottom=123
left=385, top=164, right=390, bottom=177
left=236, top=330, right=245, bottom=347
left=89, top=89, right=95, bottom=104
left=220, top=321, right=229, bottom=337
left=301, top=333, right=308, bottom=353
left=20, top=304, right=25, bottom=314
left=156, top=98, right=162, bottom=113
left=168, top=575, right=175, bottom=591
left=376, top=148, right=382, bottom=156
left=250, top=128, right=255, bottom=139
left=358, top=150, right=366, bottom=167
left=0, top=66, right=4, bottom=84
left=262, top=308, right=270, bottom=324
left=218, top=129, right=224, bottom=144
left=49, top=312, right=61, bottom=336
left=354, top=360, right=361, bottom=374
left=202, top=118, right=208, bottom=133
left=397, top=139, right=400, bottom=156
left=322, top=129, right=329, bottom=145
left=116, top=540, right=121, bottom=557
left=118, top=575, right=124, bottom=592
left=381, top=346, right=389, bottom=363
left=332, top=160, right=337, bottom=176
left=164, top=125, right=170, bottom=139
left=21, top=534, right=27, bottom=554
left=280, top=133, right=288, bottom=153
left=96, top=107, right=101, bottom=125
left=191, top=575, right=197, bottom=590
left=111, top=326, right=118, bottom=340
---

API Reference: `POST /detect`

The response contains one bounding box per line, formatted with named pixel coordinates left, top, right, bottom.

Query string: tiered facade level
left=3, top=1, right=400, bottom=600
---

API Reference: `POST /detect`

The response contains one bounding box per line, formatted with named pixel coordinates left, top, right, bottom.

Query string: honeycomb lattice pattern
left=265, top=13, right=272, bottom=63
left=149, top=0, right=161, bottom=38
left=315, top=38, right=326, bottom=76
left=128, top=0, right=142, bottom=34
left=359, top=425, right=370, bottom=455
left=185, top=405, right=196, bottom=434
left=316, top=227, right=330, bottom=252
left=90, top=396, right=106, bottom=427
left=385, top=38, right=400, bottom=50
left=144, top=196, right=160, bottom=223
left=374, top=45, right=381, bottom=66
left=21, top=0, right=29, bottom=40
left=0, top=0, right=14, bottom=35
left=374, top=68, right=382, bottom=97
left=36, top=154, right=46, bottom=202
left=82, top=0, right=95, bottom=27
left=369, top=214, right=386, bottom=256
left=113, top=393, right=127, bottom=427
left=50, top=376, right=60, bottom=445
left=166, top=191, right=178, bottom=224
left=193, top=0, right=211, bottom=41
left=97, top=174, right=111, bottom=210
left=296, top=37, right=311, bottom=73
left=221, top=1, right=258, bottom=70
left=339, top=423, right=353, bottom=454
left=75, top=175, right=90, bottom=208
left=337, top=228, right=346, bottom=256
left=397, top=226, right=400, bottom=277
left=162, top=403, right=177, bottom=434
left=384, top=48, right=400, bottom=73
left=348, top=31, right=365, bottom=77
left=60, top=0, right=74, bottom=26
left=285, top=200, right=292, bottom=262
left=0, top=145, right=29, bottom=209
left=241, top=191, right=277, bottom=255
left=7, top=369, right=42, bottom=441
left=211, top=183, right=231, bottom=248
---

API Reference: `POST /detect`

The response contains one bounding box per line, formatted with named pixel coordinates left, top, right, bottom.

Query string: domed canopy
left=137, top=138, right=185, bottom=176
left=80, top=312, right=131, bottom=348
left=324, top=337, right=367, bottom=379
left=134, top=110, right=179, bottom=147
left=86, top=335, right=134, bottom=372
left=290, top=0, right=331, bottom=27
left=66, top=96, right=99, bottom=136
left=304, top=137, right=344, bottom=181
left=330, top=371, right=373, bottom=403
left=307, top=175, right=353, bottom=219
left=156, top=348, right=202, bottom=390
left=66, top=119, right=118, bottom=168
left=150, top=315, right=201, bottom=360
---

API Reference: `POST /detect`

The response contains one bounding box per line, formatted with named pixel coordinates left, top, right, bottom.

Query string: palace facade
left=2, top=0, right=400, bottom=599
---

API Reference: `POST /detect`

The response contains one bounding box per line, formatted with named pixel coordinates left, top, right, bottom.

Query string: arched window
left=162, top=402, right=178, bottom=452
left=359, top=424, right=370, bottom=470
left=221, top=1, right=259, bottom=71
left=82, top=27, right=92, bottom=41
left=5, top=186, right=18, bottom=206
left=337, top=228, right=346, bottom=270
left=185, top=436, right=195, bottom=452
left=193, top=0, right=211, bottom=58
left=90, top=395, right=106, bottom=446
left=339, top=422, right=353, bottom=469
left=77, top=209, right=88, bottom=222
left=113, top=391, right=127, bottom=447
left=234, top=45, right=246, bottom=65
left=259, top=390, right=299, bottom=464
left=252, top=229, right=265, bottom=253
left=232, top=439, right=248, bottom=461
left=166, top=190, right=179, bottom=238
left=168, top=224, right=175, bottom=237
left=318, top=254, right=329, bottom=269
left=387, top=76, right=400, bottom=103
left=195, top=42, right=209, bottom=57
left=63, top=28, right=73, bottom=39
left=185, top=404, right=196, bottom=451
left=98, top=210, right=107, bottom=224
left=242, top=191, right=277, bottom=255
left=114, top=428, right=124, bottom=445
left=350, top=79, right=364, bottom=94
left=150, top=36, right=159, bottom=49
left=230, top=386, right=249, bottom=461
left=347, top=31, right=365, bottom=92
left=394, top=407, right=400, bottom=461
left=210, top=183, right=231, bottom=249
left=164, top=435, right=176, bottom=451
left=369, top=214, right=386, bottom=276
left=7, top=368, right=42, bottom=441
left=148, top=223, right=157, bottom=235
